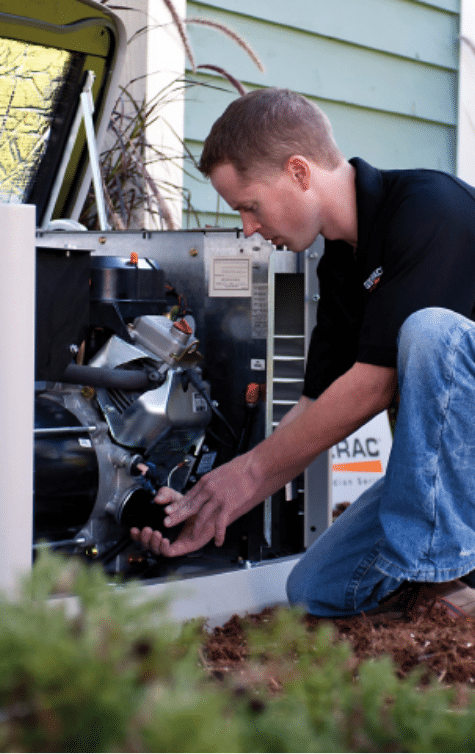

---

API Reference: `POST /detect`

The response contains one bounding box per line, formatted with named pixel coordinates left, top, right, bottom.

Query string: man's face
left=210, top=161, right=320, bottom=253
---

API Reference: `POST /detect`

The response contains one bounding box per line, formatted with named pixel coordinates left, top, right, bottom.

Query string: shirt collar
left=349, top=157, right=384, bottom=258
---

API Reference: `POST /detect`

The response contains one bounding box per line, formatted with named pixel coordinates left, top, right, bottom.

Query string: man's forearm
left=275, top=394, right=315, bottom=430
left=157, top=361, right=397, bottom=554
left=244, top=361, right=397, bottom=503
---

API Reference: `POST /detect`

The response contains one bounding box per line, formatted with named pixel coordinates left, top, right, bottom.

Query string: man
left=131, top=87, right=475, bottom=617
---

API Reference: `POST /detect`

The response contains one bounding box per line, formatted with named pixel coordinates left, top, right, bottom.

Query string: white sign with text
left=331, top=411, right=393, bottom=506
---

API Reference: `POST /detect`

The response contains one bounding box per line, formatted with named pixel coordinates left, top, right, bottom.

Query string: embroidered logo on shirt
left=363, top=267, right=383, bottom=292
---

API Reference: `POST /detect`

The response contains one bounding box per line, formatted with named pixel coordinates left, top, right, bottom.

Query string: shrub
left=1, top=552, right=475, bottom=752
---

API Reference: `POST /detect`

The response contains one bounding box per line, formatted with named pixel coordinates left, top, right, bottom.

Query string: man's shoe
left=367, top=580, right=475, bottom=620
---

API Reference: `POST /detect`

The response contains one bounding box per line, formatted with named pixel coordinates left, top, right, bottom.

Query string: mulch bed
left=204, top=600, right=475, bottom=687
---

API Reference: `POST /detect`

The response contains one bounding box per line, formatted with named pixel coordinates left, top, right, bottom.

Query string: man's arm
left=137, top=362, right=397, bottom=556
left=275, top=394, right=315, bottom=430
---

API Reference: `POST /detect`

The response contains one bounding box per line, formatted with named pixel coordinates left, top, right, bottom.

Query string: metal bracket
left=41, top=71, right=110, bottom=231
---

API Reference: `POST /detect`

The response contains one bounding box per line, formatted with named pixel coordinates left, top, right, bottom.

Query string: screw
left=312, top=294, right=320, bottom=302
left=99, top=236, right=107, bottom=245
left=189, top=247, right=198, bottom=257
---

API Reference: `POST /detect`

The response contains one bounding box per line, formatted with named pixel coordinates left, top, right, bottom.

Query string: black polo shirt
left=303, top=158, right=475, bottom=400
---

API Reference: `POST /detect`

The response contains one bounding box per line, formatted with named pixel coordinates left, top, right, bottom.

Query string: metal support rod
left=41, top=70, right=109, bottom=231
left=80, top=74, right=109, bottom=231
left=34, top=426, right=97, bottom=436
left=41, top=71, right=95, bottom=229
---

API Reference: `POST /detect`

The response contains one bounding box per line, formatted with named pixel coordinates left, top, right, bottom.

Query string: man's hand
left=160, top=452, right=264, bottom=549
left=129, top=484, right=231, bottom=558
left=130, top=452, right=264, bottom=558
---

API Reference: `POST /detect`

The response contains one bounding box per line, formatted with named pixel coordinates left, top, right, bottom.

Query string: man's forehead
left=210, top=160, right=282, bottom=194
left=210, top=162, right=254, bottom=203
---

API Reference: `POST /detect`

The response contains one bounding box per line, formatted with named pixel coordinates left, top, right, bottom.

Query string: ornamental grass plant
left=80, top=0, right=264, bottom=231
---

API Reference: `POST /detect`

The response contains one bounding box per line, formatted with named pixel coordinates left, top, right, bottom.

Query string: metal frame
left=3, top=223, right=332, bottom=621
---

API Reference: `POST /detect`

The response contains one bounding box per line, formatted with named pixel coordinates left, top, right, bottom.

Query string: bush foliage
left=1, top=552, right=475, bottom=752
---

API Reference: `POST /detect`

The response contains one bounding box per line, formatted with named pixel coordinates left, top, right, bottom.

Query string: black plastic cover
left=35, top=246, right=90, bottom=381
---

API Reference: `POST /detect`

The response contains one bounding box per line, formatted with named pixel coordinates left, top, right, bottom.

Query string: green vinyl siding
left=183, top=0, right=460, bottom=228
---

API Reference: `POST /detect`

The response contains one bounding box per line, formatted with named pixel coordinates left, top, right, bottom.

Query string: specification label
left=209, top=256, right=252, bottom=297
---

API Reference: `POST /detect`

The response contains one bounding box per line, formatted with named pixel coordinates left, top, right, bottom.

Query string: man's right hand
left=130, top=486, right=217, bottom=557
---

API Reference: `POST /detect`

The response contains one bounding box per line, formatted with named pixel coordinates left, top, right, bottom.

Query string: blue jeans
left=287, top=308, right=475, bottom=616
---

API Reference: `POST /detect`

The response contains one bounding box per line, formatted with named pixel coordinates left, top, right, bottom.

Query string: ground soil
left=204, top=500, right=475, bottom=690
left=203, top=598, right=475, bottom=689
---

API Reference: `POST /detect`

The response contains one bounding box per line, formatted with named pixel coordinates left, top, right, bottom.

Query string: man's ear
left=286, top=156, right=310, bottom=191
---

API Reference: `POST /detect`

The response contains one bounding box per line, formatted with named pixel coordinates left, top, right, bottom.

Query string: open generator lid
left=0, top=0, right=126, bottom=227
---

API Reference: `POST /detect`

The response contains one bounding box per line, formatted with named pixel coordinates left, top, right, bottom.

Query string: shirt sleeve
left=303, top=242, right=364, bottom=399
left=304, top=173, right=475, bottom=398
left=356, top=178, right=475, bottom=367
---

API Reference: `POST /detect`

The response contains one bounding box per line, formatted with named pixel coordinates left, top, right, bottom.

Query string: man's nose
left=241, top=215, right=261, bottom=237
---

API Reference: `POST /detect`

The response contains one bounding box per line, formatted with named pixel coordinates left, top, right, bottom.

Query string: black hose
left=61, top=363, right=150, bottom=390
left=99, top=534, right=133, bottom=565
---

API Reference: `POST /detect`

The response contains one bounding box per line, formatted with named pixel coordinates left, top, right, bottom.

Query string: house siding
left=183, top=0, right=460, bottom=227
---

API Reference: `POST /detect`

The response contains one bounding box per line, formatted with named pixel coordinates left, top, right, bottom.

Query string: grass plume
left=197, top=64, right=246, bottom=95
left=186, top=16, right=265, bottom=73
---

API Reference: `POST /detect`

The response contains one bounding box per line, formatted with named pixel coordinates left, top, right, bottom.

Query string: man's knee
left=399, top=308, right=463, bottom=350
left=397, top=307, right=471, bottom=375
left=286, top=563, right=306, bottom=607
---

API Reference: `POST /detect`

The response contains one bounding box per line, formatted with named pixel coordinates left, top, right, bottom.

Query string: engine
left=34, top=251, right=216, bottom=577
left=32, top=235, right=310, bottom=581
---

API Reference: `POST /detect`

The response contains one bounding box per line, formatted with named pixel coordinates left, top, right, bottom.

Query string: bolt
left=189, top=247, right=198, bottom=257
left=69, top=344, right=79, bottom=355
left=99, top=236, right=107, bottom=245
left=312, top=293, right=320, bottom=302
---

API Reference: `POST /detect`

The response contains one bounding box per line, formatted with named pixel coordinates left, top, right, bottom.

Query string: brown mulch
left=203, top=599, right=475, bottom=687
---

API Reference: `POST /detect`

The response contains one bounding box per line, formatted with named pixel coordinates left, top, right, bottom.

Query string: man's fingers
left=149, top=529, right=164, bottom=555
left=137, top=526, right=153, bottom=549
left=163, top=490, right=208, bottom=526
left=130, top=525, right=164, bottom=556
left=190, top=499, right=221, bottom=537
left=214, top=514, right=227, bottom=548
left=159, top=538, right=189, bottom=557
left=188, top=500, right=228, bottom=548
left=154, top=486, right=183, bottom=505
